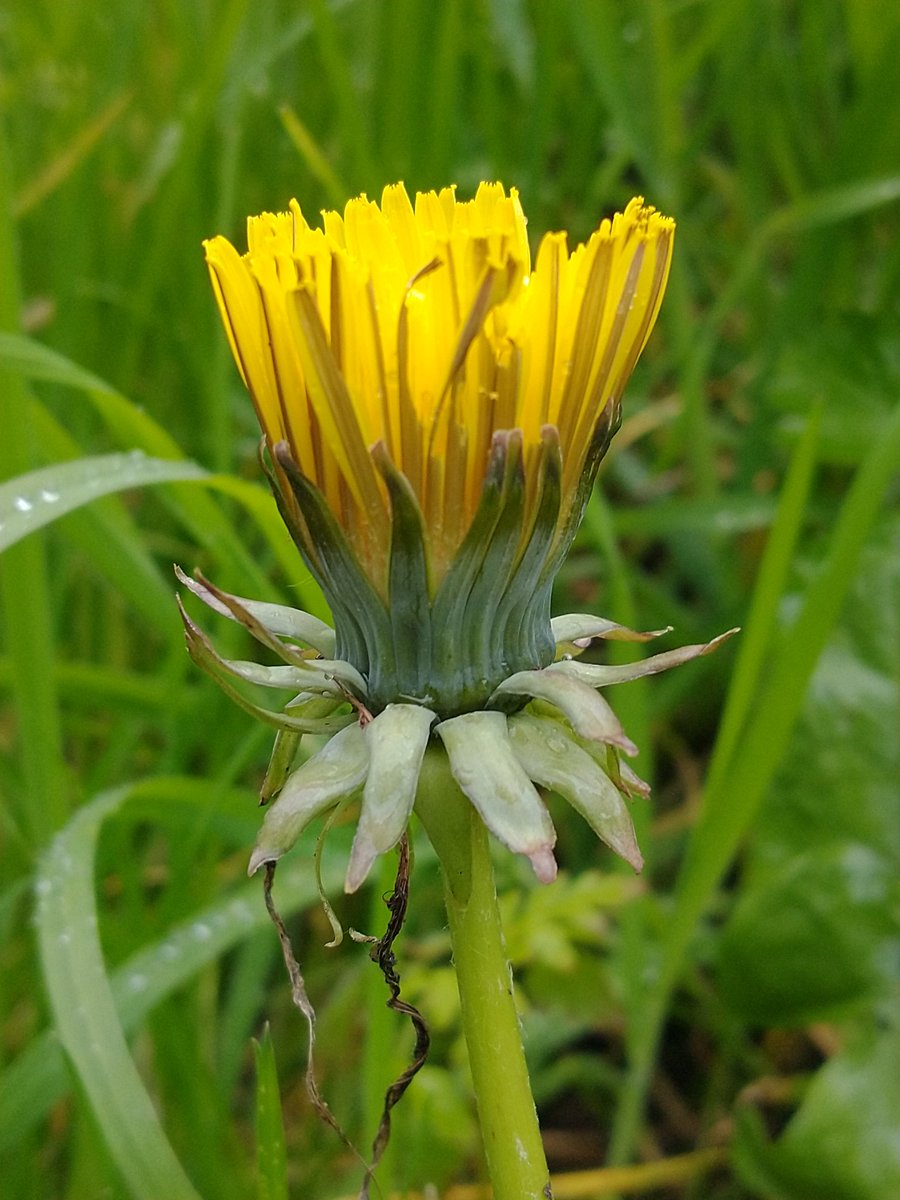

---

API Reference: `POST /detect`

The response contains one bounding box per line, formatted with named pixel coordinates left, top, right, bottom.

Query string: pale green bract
left=179, top=567, right=737, bottom=891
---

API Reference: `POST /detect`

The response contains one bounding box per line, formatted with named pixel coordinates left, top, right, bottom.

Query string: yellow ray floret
left=204, top=183, right=674, bottom=586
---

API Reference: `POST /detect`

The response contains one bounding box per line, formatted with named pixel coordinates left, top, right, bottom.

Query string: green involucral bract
left=178, top=523, right=737, bottom=889
left=346, top=703, right=435, bottom=893
left=436, top=710, right=558, bottom=884
left=273, top=431, right=565, bottom=719
left=507, top=712, right=643, bottom=871
left=247, top=725, right=369, bottom=876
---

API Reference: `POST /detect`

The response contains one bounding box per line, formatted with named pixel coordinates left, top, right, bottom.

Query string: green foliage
left=717, top=526, right=900, bottom=1030
left=718, top=842, right=898, bottom=1025
left=253, top=1026, right=289, bottom=1200
left=733, top=1030, right=900, bottom=1200
left=1, top=1, right=898, bottom=1197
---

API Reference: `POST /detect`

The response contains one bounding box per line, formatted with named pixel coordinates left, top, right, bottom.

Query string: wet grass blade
left=0, top=453, right=208, bottom=553
left=253, top=1025, right=289, bottom=1200
left=35, top=786, right=203, bottom=1200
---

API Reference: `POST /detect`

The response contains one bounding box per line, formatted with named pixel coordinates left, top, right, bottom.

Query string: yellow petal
left=204, top=186, right=674, bottom=592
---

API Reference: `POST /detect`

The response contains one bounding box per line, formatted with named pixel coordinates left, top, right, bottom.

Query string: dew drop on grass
left=39, top=488, right=60, bottom=503
left=13, top=496, right=33, bottom=513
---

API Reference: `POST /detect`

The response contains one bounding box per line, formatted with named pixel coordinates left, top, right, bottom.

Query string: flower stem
left=416, top=748, right=552, bottom=1200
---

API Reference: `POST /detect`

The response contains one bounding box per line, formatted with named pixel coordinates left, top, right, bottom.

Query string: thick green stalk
left=416, top=749, right=552, bottom=1200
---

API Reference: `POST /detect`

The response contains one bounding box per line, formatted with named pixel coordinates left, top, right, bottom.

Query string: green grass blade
left=25, top=398, right=182, bottom=635
left=3, top=778, right=331, bottom=1155
left=0, top=120, right=66, bottom=843
left=675, top=399, right=900, bottom=976
left=253, top=1026, right=289, bottom=1200
left=306, top=0, right=376, bottom=187
left=278, top=104, right=348, bottom=208
left=610, top=400, right=900, bottom=1162
left=0, top=329, right=137, bottom=403
left=200, top=473, right=328, bottom=615
left=0, top=331, right=270, bottom=589
left=0, top=330, right=320, bottom=602
left=13, top=90, right=131, bottom=218
left=35, top=785, right=203, bottom=1199
left=705, top=409, right=822, bottom=792
left=764, top=172, right=900, bottom=235
left=611, top=494, right=778, bottom=538
left=0, top=453, right=208, bottom=553
left=580, top=493, right=654, bottom=824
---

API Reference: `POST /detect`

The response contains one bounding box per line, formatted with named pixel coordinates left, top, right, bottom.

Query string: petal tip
left=247, top=847, right=278, bottom=877
left=528, top=846, right=558, bottom=884
left=614, top=733, right=639, bottom=758
left=344, top=835, right=377, bottom=894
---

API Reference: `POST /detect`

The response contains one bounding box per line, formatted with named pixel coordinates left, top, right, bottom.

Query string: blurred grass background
left=1, top=1, right=898, bottom=1197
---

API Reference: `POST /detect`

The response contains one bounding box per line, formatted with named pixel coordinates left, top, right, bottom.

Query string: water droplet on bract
left=13, top=496, right=33, bottom=513
left=57, top=931, right=71, bottom=947
left=127, top=973, right=148, bottom=992
left=192, top=922, right=212, bottom=941
left=35, top=877, right=52, bottom=896
left=160, top=942, right=180, bottom=961
left=546, top=734, right=567, bottom=755
left=39, top=489, right=60, bottom=503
